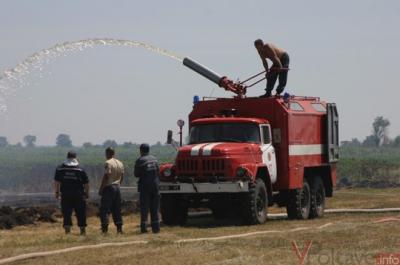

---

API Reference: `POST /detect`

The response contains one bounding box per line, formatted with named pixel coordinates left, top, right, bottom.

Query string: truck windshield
left=189, top=123, right=260, bottom=144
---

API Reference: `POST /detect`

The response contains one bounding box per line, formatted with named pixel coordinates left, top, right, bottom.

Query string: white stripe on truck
left=191, top=144, right=208, bottom=156
left=289, top=144, right=326, bottom=156
left=202, top=142, right=222, bottom=156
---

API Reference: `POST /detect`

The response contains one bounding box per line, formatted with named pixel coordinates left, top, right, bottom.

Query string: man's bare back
left=256, top=42, right=285, bottom=69
left=260, top=43, right=285, bottom=64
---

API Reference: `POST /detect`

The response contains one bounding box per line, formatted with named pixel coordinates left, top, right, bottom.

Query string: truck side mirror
left=167, top=130, right=173, bottom=144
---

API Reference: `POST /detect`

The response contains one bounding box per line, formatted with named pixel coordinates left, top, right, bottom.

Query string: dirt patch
left=0, top=200, right=139, bottom=230
left=0, top=206, right=56, bottom=229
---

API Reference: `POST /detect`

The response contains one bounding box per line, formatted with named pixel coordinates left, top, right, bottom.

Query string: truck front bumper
left=159, top=181, right=249, bottom=194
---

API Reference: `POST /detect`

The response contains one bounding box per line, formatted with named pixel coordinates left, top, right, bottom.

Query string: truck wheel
left=161, top=194, right=188, bottom=226
left=309, top=177, right=326, bottom=218
left=240, top=179, right=268, bottom=225
left=286, top=180, right=311, bottom=220
left=160, top=194, right=176, bottom=225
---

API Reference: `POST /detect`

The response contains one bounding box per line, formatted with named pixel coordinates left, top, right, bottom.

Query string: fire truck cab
left=159, top=95, right=339, bottom=225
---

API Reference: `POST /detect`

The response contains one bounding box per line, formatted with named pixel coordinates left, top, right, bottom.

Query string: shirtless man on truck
left=254, top=39, right=290, bottom=97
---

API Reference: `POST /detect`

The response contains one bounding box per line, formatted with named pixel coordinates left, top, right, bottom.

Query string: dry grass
left=0, top=188, right=399, bottom=265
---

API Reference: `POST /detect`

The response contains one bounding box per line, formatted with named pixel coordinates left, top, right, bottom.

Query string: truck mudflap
left=159, top=181, right=249, bottom=194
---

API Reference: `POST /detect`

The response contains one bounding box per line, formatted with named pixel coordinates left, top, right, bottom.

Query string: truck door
left=260, top=124, right=277, bottom=183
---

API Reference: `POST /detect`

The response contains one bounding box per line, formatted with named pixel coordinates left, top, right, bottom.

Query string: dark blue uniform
left=134, top=154, right=160, bottom=233
left=54, top=161, right=88, bottom=228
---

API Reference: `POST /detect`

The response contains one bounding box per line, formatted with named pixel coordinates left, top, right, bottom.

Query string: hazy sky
left=1, top=0, right=399, bottom=145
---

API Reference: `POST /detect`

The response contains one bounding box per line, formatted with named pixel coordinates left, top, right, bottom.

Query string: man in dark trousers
left=98, top=147, right=124, bottom=234
left=134, top=143, right=160, bottom=233
left=54, top=151, right=89, bottom=235
left=254, top=39, right=290, bottom=97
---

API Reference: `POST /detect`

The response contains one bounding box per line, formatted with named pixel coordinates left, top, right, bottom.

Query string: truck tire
left=240, top=179, right=268, bottom=225
left=309, top=177, right=326, bottom=218
left=160, top=194, right=176, bottom=225
left=286, top=180, right=311, bottom=220
left=160, top=194, right=188, bottom=226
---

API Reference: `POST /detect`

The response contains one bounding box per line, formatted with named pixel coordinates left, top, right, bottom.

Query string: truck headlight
left=163, top=168, right=172, bottom=177
left=236, top=167, right=247, bottom=178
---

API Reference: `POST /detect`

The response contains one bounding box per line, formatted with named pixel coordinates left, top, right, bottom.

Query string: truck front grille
left=202, top=159, right=225, bottom=172
left=178, top=159, right=199, bottom=171
left=177, top=158, right=226, bottom=176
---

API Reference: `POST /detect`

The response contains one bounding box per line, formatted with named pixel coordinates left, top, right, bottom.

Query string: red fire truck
left=159, top=58, right=339, bottom=225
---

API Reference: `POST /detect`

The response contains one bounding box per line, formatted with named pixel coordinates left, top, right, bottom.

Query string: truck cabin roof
left=191, top=117, right=269, bottom=125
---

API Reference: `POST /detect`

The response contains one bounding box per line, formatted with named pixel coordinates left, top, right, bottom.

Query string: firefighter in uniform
left=98, top=147, right=124, bottom=234
left=54, top=151, right=89, bottom=235
left=134, top=143, right=160, bottom=233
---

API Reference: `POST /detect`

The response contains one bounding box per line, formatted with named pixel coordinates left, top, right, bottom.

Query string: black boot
left=275, top=89, right=283, bottom=97
left=64, top=226, right=71, bottom=234
left=101, top=225, right=108, bottom=234
left=140, top=223, right=148, bottom=234
left=80, top=227, right=86, bottom=236
left=260, top=90, right=272, bottom=98
left=151, top=222, right=160, bottom=234
left=117, top=225, right=123, bottom=234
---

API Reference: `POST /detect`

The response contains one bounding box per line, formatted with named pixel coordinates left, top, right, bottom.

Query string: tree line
left=341, top=116, right=400, bottom=147
left=0, top=134, right=159, bottom=149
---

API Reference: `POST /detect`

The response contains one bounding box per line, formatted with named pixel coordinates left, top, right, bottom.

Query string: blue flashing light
left=193, top=95, right=200, bottom=105
left=283, top=92, right=290, bottom=103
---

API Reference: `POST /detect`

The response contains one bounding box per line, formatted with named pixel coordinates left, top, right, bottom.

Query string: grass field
left=0, top=188, right=399, bottom=265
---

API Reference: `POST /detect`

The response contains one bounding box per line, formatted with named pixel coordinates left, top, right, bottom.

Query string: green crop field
left=0, top=145, right=177, bottom=192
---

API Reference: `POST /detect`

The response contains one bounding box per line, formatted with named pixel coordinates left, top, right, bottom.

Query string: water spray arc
left=0, top=38, right=183, bottom=113
left=0, top=38, right=182, bottom=81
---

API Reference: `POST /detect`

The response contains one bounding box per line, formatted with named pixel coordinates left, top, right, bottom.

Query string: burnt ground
left=0, top=200, right=139, bottom=230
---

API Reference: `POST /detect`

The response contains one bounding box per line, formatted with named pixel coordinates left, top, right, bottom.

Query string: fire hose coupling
left=218, top=77, right=247, bottom=97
